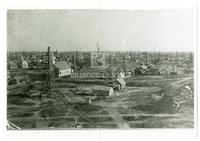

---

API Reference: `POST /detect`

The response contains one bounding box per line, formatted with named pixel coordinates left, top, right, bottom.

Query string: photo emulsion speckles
left=7, top=10, right=194, bottom=129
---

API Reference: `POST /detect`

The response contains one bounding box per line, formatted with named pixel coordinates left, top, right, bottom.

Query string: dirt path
left=170, top=77, right=193, bottom=88
left=105, top=107, right=130, bottom=129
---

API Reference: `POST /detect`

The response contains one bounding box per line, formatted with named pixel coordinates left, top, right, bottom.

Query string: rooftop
left=55, top=61, right=71, bottom=70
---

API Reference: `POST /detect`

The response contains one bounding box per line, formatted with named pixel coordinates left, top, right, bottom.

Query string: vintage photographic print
left=7, top=9, right=194, bottom=129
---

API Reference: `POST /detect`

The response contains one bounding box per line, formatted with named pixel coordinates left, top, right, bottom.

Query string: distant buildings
left=54, top=61, right=72, bottom=77
left=158, top=65, right=178, bottom=75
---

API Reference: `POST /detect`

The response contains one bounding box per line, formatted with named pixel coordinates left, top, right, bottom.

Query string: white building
left=116, top=78, right=126, bottom=90
left=22, top=60, right=28, bottom=68
left=55, top=61, right=72, bottom=77
left=21, top=55, right=28, bottom=68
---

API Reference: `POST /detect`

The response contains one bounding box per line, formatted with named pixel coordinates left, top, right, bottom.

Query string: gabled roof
left=55, top=61, right=71, bottom=70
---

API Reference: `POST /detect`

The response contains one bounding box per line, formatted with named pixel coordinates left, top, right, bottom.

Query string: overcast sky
left=7, top=9, right=194, bottom=52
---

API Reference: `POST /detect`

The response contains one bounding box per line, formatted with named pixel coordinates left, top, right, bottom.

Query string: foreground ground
left=7, top=73, right=194, bottom=129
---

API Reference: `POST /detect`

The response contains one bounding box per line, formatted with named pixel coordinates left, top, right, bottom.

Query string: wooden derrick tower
left=47, top=46, right=55, bottom=97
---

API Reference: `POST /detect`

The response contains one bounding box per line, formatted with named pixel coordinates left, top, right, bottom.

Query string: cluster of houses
left=8, top=55, right=29, bottom=69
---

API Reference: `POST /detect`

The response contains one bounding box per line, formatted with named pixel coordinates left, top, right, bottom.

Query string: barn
left=92, top=86, right=114, bottom=96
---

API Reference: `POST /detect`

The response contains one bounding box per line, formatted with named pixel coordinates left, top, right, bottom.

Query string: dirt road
left=105, top=107, right=130, bottom=129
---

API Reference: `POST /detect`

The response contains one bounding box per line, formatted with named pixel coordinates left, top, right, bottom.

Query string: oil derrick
left=124, top=53, right=127, bottom=76
left=47, top=46, right=54, bottom=97
left=73, top=52, right=77, bottom=72
left=146, top=52, right=151, bottom=65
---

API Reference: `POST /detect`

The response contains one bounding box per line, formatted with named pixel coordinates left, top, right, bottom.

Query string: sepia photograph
left=7, top=9, right=194, bottom=130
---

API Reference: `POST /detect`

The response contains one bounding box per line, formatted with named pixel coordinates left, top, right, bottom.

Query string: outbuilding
left=22, top=60, right=29, bottom=68
left=116, top=78, right=126, bottom=90
left=21, top=55, right=29, bottom=68
left=92, top=86, right=114, bottom=96
left=8, top=61, right=17, bottom=69
left=54, top=61, right=72, bottom=77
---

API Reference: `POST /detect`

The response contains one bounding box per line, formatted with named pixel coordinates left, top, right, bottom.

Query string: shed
left=92, top=86, right=114, bottom=96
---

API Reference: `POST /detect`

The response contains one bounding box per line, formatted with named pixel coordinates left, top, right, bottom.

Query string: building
left=159, top=66, right=172, bottom=75
left=116, top=78, right=126, bottom=90
left=116, top=68, right=125, bottom=78
left=92, top=86, right=114, bottom=96
left=21, top=55, right=29, bottom=68
left=52, top=55, right=56, bottom=65
left=54, top=61, right=72, bottom=77
left=8, top=61, right=17, bottom=69
left=22, top=60, right=28, bottom=68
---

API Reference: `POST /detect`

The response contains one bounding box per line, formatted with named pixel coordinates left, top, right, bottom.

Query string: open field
left=7, top=69, right=194, bottom=129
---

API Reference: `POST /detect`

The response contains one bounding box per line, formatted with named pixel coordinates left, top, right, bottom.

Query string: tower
left=47, top=46, right=54, bottom=97
left=74, top=52, right=77, bottom=72
left=56, top=49, right=59, bottom=61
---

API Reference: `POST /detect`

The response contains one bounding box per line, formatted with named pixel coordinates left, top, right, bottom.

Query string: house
left=54, top=61, right=72, bottom=77
left=92, top=86, right=114, bottom=96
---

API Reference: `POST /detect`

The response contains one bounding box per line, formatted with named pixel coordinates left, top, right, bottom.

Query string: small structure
left=21, top=55, right=29, bottom=68
left=179, top=84, right=193, bottom=99
left=92, top=86, right=114, bottom=96
left=116, top=68, right=125, bottom=78
left=116, top=78, right=126, bottom=90
left=8, top=61, right=17, bottom=69
left=22, top=60, right=28, bottom=68
left=159, top=66, right=172, bottom=75
left=55, top=61, right=72, bottom=77
left=52, top=55, right=56, bottom=65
